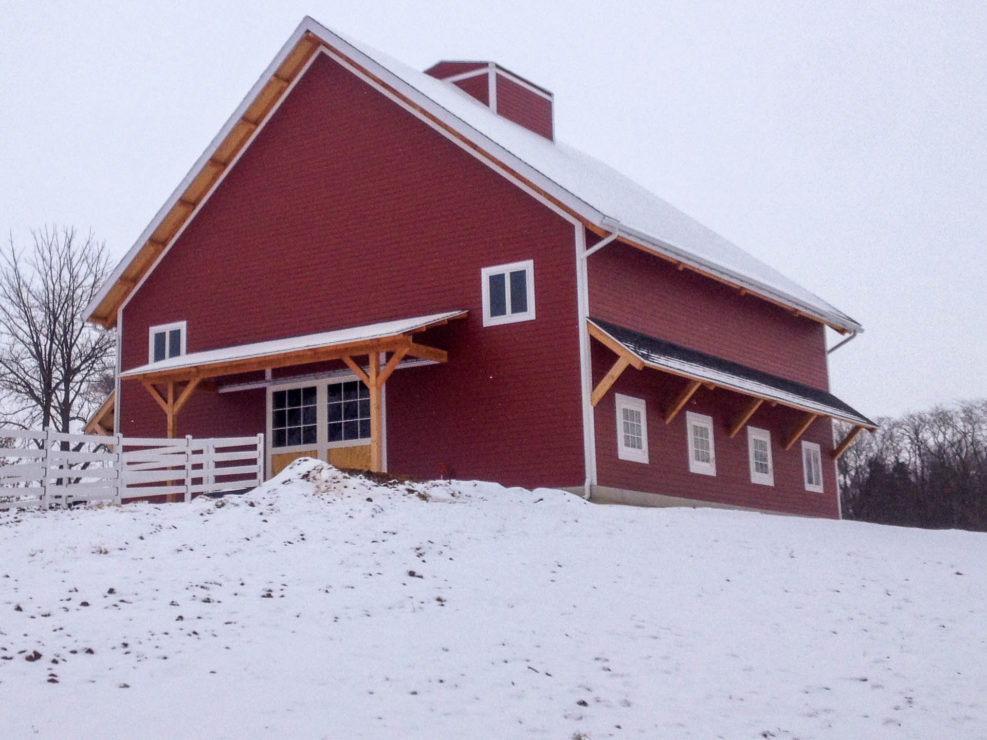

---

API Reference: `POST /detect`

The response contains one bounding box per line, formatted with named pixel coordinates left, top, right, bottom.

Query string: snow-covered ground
left=1, top=458, right=984, bottom=739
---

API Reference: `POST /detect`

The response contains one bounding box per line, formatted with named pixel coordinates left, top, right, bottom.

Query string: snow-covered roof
left=121, top=311, right=465, bottom=379
left=86, top=17, right=861, bottom=333
left=590, top=318, right=874, bottom=427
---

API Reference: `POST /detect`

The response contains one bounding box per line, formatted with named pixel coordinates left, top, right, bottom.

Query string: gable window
left=747, top=426, right=774, bottom=486
left=686, top=411, right=716, bottom=476
left=148, top=321, right=186, bottom=363
left=615, top=393, right=648, bottom=463
left=802, top=441, right=824, bottom=492
left=481, top=259, right=535, bottom=326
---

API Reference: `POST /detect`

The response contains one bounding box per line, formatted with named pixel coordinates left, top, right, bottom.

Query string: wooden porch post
left=368, top=352, right=382, bottom=473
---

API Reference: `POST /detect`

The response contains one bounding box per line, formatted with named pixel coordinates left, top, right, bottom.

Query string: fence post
left=40, top=428, right=52, bottom=509
left=184, top=435, right=193, bottom=503
left=256, top=433, right=265, bottom=487
left=206, top=441, right=215, bottom=492
left=112, top=433, right=123, bottom=504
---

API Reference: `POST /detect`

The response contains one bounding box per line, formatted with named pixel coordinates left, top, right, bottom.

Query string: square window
left=148, top=321, right=186, bottom=363
left=803, top=441, right=824, bottom=492
left=615, top=393, right=648, bottom=463
left=747, top=427, right=774, bottom=486
left=481, top=260, right=535, bottom=326
left=686, top=411, right=716, bottom=476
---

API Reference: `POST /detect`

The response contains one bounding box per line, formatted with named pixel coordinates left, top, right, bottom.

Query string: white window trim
left=747, top=426, right=775, bottom=486
left=685, top=411, right=716, bottom=476
left=615, top=393, right=648, bottom=464
left=148, top=321, right=186, bottom=363
left=802, top=441, right=824, bottom=493
left=481, top=259, right=535, bottom=327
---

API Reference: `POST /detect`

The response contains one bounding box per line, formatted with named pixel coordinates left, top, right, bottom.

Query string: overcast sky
left=2, top=1, right=984, bottom=419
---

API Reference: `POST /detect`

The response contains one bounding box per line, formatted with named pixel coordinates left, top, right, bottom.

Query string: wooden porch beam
left=784, top=413, right=819, bottom=451
left=342, top=355, right=370, bottom=386
left=405, top=341, right=447, bottom=364
left=728, top=398, right=763, bottom=438
left=587, top=323, right=644, bottom=369
left=368, top=353, right=383, bottom=473
left=166, top=382, right=176, bottom=438
left=142, top=380, right=170, bottom=416
left=377, top=346, right=410, bottom=388
left=664, top=379, right=701, bottom=424
left=173, top=378, right=202, bottom=416
left=832, top=425, right=865, bottom=460
left=591, top=355, right=631, bottom=407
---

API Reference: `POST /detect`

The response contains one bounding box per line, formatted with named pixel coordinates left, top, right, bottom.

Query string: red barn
left=85, top=17, right=873, bottom=517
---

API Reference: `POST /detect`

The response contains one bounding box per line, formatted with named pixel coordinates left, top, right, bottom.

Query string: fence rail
left=0, top=429, right=264, bottom=509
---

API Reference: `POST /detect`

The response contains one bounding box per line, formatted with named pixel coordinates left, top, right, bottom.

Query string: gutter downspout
left=576, top=222, right=621, bottom=500
left=827, top=330, right=858, bottom=355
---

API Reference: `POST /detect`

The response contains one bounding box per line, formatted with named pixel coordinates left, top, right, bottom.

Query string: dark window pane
left=272, top=390, right=286, bottom=410
left=327, top=403, right=342, bottom=422
left=509, top=269, right=527, bottom=313
left=343, top=400, right=358, bottom=420
left=326, top=384, right=342, bottom=402
left=328, top=422, right=342, bottom=442
left=302, top=406, right=316, bottom=425
left=273, top=410, right=286, bottom=428
left=153, top=332, right=166, bottom=362
left=358, top=383, right=369, bottom=400
left=286, top=428, right=300, bottom=446
left=168, top=328, right=182, bottom=357
left=488, top=273, right=506, bottom=317
left=302, top=426, right=317, bottom=445
left=287, top=388, right=301, bottom=407
left=301, top=386, right=317, bottom=404
left=358, top=419, right=371, bottom=439
left=273, top=429, right=286, bottom=448
left=343, top=420, right=359, bottom=439
left=342, top=381, right=360, bottom=401
left=358, top=399, right=370, bottom=418
left=286, top=408, right=300, bottom=426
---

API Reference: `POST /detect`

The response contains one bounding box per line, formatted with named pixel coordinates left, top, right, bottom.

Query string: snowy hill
left=1, top=458, right=985, bottom=738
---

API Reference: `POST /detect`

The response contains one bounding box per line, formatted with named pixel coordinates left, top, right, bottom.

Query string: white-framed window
left=481, top=259, right=535, bottom=326
left=148, top=321, right=186, bottom=363
left=802, top=441, right=824, bottom=492
left=747, top=426, right=774, bottom=486
left=686, top=411, right=716, bottom=476
left=268, top=377, right=371, bottom=452
left=615, top=393, right=648, bottom=463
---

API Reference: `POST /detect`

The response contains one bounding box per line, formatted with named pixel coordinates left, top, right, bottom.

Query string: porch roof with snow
left=121, top=311, right=466, bottom=383
left=85, top=17, right=862, bottom=334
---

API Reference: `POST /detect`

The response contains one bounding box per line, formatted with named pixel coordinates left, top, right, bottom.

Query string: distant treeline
left=839, top=400, right=987, bottom=531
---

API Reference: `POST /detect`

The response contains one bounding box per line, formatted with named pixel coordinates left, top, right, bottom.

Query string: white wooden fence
left=0, top=429, right=264, bottom=509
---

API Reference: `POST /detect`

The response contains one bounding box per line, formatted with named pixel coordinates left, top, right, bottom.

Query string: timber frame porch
left=120, top=311, right=467, bottom=473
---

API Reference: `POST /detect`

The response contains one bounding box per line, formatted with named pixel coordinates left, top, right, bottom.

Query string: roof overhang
left=121, top=311, right=466, bottom=383
left=588, top=318, right=874, bottom=429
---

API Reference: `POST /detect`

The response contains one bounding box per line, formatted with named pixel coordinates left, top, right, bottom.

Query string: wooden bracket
left=784, top=413, right=818, bottom=450
left=728, top=398, right=763, bottom=438
left=833, top=425, right=866, bottom=460
left=664, top=379, right=701, bottom=424
left=591, top=355, right=631, bottom=407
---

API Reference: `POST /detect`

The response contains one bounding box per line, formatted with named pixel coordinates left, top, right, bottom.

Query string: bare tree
left=0, top=227, right=114, bottom=435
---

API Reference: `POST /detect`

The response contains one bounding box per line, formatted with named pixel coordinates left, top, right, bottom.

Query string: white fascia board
left=85, top=20, right=316, bottom=323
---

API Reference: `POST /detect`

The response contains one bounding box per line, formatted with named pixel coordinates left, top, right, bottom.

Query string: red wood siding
left=494, top=72, right=553, bottom=140
left=119, top=51, right=583, bottom=488
left=588, top=239, right=830, bottom=390
left=592, top=343, right=840, bottom=518
left=424, top=61, right=487, bottom=79
left=453, top=74, right=489, bottom=106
